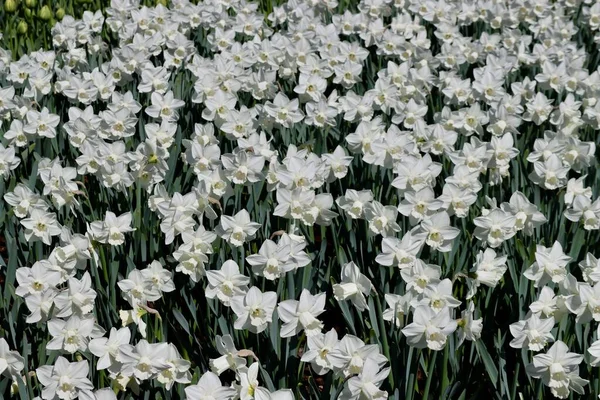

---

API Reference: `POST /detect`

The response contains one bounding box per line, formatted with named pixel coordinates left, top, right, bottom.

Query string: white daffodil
left=467, top=248, right=507, bottom=299
left=473, top=208, right=516, bottom=248
left=0, top=338, right=24, bottom=379
left=336, top=189, right=374, bottom=220
left=382, top=293, right=412, bottom=328
left=415, top=211, right=460, bottom=252
left=209, top=334, right=247, bottom=375
left=88, top=211, right=135, bottom=246
left=300, top=329, right=340, bottom=375
left=206, top=260, right=250, bottom=306
left=401, top=306, right=458, bottom=350
left=36, top=357, right=94, bottom=400
left=47, top=314, right=97, bottom=354
left=329, top=334, right=388, bottom=378
left=524, top=241, right=572, bottom=288
left=20, top=209, right=62, bottom=245
left=340, top=357, right=390, bottom=400
left=216, top=209, right=261, bottom=247
left=509, top=313, right=555, bottom=351
left=185, top=371, right=237, bottom=400
left=15, top=260, right=61, bottom=298
left=88, top=327, right=131, bottom=373
left=333, top=261, right=374, bottom=311
left=526, top=341, right=588, bottom=399
left=246, top=238, right=295, bottom=281
left=140, top=260, right=175, bottom=295
left=457, top=301, right=483, bottom=346
left=118, top=340, right=171, bottom=381
left=277, top=289, right=325, bottom=337
left=230, top=286, right=277, bottom=334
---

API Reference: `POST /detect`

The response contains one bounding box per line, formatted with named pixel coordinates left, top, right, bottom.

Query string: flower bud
left=55, top=7, right=65, bottom=20
left=156, top=0, right=168, bottom=5
left=17, top=20, right=28, bottom=34
left=38, top=5, right=53, bottom=20
left=4, top=0, right=19, bottom=13
left=24, top=0, right=36, bottom=7
left=24, top=7, right=32, bottom=18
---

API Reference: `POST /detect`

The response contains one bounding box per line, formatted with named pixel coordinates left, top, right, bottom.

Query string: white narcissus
left=456, top=301, right=483, bottom=346
left=415, top=211, right=460, bottom=252
left=501, top=191, right=547, bottom=235
left=88, top=211, right=135, bottom=246
left=340, top=358, right=390, bottom=400
left=529, top=154, right=570, bottom=190
left=210, top=334, right=247, bottom=375
left=15, top=260, right=61, bottom=298
left=118, top=340, right=172, bottom=381
left=46, top=314, right=97, bottom=354
left=523, top=241, right=572, bottom=288
left=397, top=187, right=443, bottom=225
left=54, top=272, right=97, bottom=317
left=364, top=200, right=401, bottom=237
left=205, top=260, right=250, bottom=306
left=300, top=329, right=339, bottom=375
left=526, top=340, right=588, bottom=399
left=88, top=327, right=131, bottom=373
left=473, top=208, right=516, bottom=248
left=564, top=195, right=600, bottom=230
left=145, top=90, right=185, bottom=122
left=119, top=306, right=149, bottom=338
left=277, top=289, right=326, bottom=337
left=36, top=357, right=94, bottom=400
left=588, top=326, right=600, bottom=366
left=509, top=313, right=555, bottom=351
left=467, top=248, right=507, bottom=299
left=239, top=362, right=264, bottom=400
left=216, top=209, right=261, bottom=247
left=156, top=344, right=192, bottom=390
left=565, top=282, right=600, bottom=324
left=322, top=145, right=354, bottom=180
left=3, top=183, right=49, bottom=218
left=333, top=261, right=374, bottom=311
left=230, top=286, right=277, bottom=334
left=336, top=189, right=374, bottom=220
left=118, top=269, right=161, bottom=307
left=141, top=260, right=176, bottom=295
left=564, top=177, right=592, bottom=206
left=329, top=334, right=388, bottom=378
left=185, top=371, right=237, bottom=400
left=529, top=287, right=561, bottom=320
left=376, top=232, right=423, bottom=270
left=579, top=252, right=600, bottom=284
left=382, top=293, right=412, bottom=328
left=414, top=278, right=461, bottom=312
left=401, top=259, right=441, bottom=294
left=246, top=238, right=295, bottom=281
left=20, top=209, right=62, bottom=245
left=401, top=306, right=458, bottom=351
left=0, top=338, right=24, bottom=379
left=255, top=388, right=296, bottom=400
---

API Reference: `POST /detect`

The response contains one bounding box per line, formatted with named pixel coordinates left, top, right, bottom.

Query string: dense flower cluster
left=2, top=0, right=600, bottom=398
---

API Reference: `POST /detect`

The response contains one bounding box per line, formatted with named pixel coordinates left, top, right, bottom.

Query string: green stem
left=423, top=351, right=438, bottom=399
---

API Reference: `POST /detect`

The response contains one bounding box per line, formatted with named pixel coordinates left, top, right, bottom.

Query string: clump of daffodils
left=2, top=0, right=600, bottom=398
